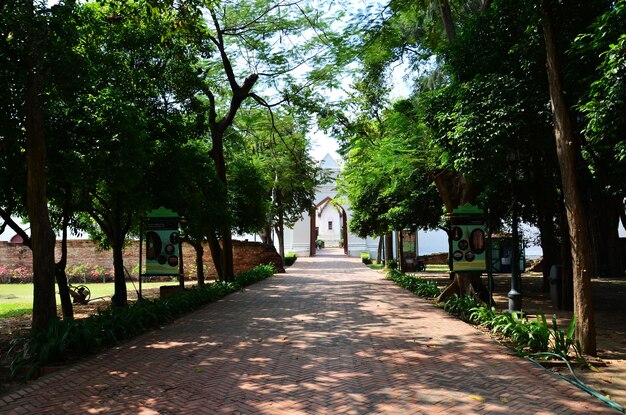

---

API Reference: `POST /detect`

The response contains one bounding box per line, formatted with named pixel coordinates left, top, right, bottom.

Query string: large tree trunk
left=111, top=203, right=128, bottom=307
left=261, top=223, right=272, bottom=245
left=209, top=129, right=235, bottom=281
left=205, top=18, right=260, bottom=280
left=438, top=0, right=456, bottom=41
left=25, top=3, right=57, bottom=332
left=276, top=209, right=285, bottom=266
left=384, top=233, right=394, bottom=266
left=397, top=231, right=405, bottom=272
left=188, top=239, right=205, bottom=285
left=207, top=231, right=224, bottom=281
left=588, top=195, right=624, bottom=278
left=436, top=272, right=491, bottom=304
left=541, top=1, right=596, bottom=355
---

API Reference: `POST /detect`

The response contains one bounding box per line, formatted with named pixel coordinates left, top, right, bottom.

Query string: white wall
left=317, top=206, right=341, bottom=246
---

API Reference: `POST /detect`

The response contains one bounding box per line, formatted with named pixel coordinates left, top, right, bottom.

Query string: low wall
left=0, top=239, right=283, bottom=282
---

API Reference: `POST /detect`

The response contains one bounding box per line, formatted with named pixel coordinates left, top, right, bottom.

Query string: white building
left=280, top=154, right=379, bottom=257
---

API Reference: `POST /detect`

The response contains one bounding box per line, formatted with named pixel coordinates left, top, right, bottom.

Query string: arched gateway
left=283, top=154, right=378, bottom=258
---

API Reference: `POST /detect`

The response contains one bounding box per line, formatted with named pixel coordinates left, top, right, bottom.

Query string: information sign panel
left=145, top=207, right=180, bottom=276
left=450, top=204, right=486, bottom=272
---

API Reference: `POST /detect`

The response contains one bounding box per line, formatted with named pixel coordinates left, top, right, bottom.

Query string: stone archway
left=310, top=196, right=349, bottom=255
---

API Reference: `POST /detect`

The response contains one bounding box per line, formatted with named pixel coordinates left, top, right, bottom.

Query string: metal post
left=487, top=209, right=494, bottom=309
left=179, top=217, right=186, bottom=289
left=138, top=219, right=143, bottom=301
left=508, top=197, right=522, bottom=312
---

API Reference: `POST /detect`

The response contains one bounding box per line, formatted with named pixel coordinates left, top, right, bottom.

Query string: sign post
left=139, top=207, right=181, bottom=299
left=449, top=204, right=486, bottom=273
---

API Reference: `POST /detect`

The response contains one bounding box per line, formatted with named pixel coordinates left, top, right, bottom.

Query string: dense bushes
left=10, top=264, right=275, bottom=378
left=284, top=252, right=297, bottom=266
left=443, top=294, right=583, bottom=361
left=385, top=269, right=440, bottom=297
left=386, top=268, right=583, bottom=362
left=360, top=252, right=372, bottom=265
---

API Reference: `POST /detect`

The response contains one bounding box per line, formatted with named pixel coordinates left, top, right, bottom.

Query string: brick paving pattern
left=0, top=248, right=615, bottom=414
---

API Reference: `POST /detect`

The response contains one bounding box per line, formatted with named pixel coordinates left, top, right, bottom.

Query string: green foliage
left=441, top=294, right=483, bottom=321
left=284, top=252, right=297, bottom=266
left=360, top=252, right=372, bottom=265
left=386, top=269, right=440, bottom=298
left=573, top=1, right=626, bottom=197
left=444, top=295, right=583, bottom=360
left=338, top=98, right=442, bottom=238
left=386, top=259, right=398, bottom=270
left=227, top=156, right=271, bottom=235
left=549, top=315, right=583, bottom=361
left=10, top=265, right=274, bottom=378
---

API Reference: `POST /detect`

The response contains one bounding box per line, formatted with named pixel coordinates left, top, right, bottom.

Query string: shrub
left=284, top=252, right=297, bottom=266
left=443, top=295, right=584, bottom=362
left=67, top=263, right=114, bottom=283
left=360, top=252, right=372, bottom=265
left=10, top=264, right=275, bottom=379
left=386, top=269, right=440, bottom=298
left=386, top=259, right=398, bottom=270
left=442, top=294, right=483, bottom=321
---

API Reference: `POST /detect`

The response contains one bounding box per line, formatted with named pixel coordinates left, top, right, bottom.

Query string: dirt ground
left=1, top=272, right=625, bottom=411
left=420, top=271, right=626, bottom=410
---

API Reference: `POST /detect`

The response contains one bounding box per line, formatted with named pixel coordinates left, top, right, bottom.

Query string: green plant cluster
left=284, top=252, right=297, bottom=266
left=386, top=269, right=440, bottom=298
left=360, top=252, right=372, bottom=265
left=10, top=264, right=275, bottom=378
left=443, top=294, right=583, bottom=362
left=386, top=259, right=398, bottom=270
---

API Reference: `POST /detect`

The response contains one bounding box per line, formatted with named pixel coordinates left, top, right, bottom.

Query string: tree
left=147, top=139, right=227, bottom=285
left=24, top=0, right=57, bottom=331
left=236, top=107, right=320, bottom=261
left=59, top=0, right=210, bottom=306
left=193, top=0, right=343, bottom=280
left=540, top=0, right=597, bottom=355
left=338, top=98, right=441, bottom=244
left=0, top=0, right=61, bottom=331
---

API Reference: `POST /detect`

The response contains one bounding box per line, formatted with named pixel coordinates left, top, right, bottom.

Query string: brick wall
left=0, top=239, right=284, bottom=281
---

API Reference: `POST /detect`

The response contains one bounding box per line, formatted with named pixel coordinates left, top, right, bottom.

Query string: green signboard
left=450, top=204, right=486, bottom=272
left=145, top=207, right=180, bottom=276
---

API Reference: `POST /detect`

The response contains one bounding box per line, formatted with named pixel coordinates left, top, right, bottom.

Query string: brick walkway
left=0, top=249, right=615, bottom=414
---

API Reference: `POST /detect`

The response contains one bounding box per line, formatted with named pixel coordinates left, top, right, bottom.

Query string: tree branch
left=209, top=7, right=240, bottom=93
left=0, top=207, right=32, bottom=248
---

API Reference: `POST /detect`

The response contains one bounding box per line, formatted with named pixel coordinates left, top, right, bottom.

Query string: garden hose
left=527, top=352, right=625, bottom=413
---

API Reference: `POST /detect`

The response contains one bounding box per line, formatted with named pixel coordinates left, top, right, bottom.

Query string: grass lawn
left=0, top=281, right=180, bottom=318
left=426, top=264, right=450, bottom=272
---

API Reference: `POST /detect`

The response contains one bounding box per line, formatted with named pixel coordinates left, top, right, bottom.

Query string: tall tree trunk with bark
left=25, top=2, right=57, bottom=332
left=188, top=239, right=205, bottom=285
left=588, top=195, right=624, bottom=278
left=384, top=233, right=394, bottom=265
left=541, top=1, right=596, bottom=355
left=438, top=0, right=456, bottom=41
left=205, top=9, right=260, bottom=281
left=209, top=131, right=235, bottom=281
left=206, top=230, right=224, bottom=280
left=110, top=197, right=128, bottom=307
